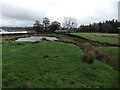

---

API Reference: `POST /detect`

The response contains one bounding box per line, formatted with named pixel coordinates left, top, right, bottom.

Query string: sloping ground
left=2, top=41, right=119, bottom=88
left=96, top=47, right=118, bottom=68
left=97, top=47, right=118, bottom=57
left=54, top=34, right=119, bottom=71
left=71, top=33, right=119, bottom=45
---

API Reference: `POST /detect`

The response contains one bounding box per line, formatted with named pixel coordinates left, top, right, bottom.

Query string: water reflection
left=16, top=36, right=59, bottom=42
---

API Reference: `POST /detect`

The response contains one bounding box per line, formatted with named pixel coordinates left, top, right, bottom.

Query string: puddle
left=15, top=36, right=59, bottom=42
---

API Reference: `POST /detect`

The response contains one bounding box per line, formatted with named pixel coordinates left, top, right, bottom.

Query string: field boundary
left=64, top=34, right=120, bottom=47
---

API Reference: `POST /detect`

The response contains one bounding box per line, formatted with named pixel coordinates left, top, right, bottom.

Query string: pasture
left=72, top=33, right=118, bottom=45
left=2, top=33, right=119, bottom=88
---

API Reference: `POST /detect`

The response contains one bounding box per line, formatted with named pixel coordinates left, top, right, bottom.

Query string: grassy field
left=2, top=34, right=119, bottom=88
left=97, top=47, right=118, bottom=57
left=72, top=33, right=118, bottom=45
left=0, top=36, right=2, bottom=89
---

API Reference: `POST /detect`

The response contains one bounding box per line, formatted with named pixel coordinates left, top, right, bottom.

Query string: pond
left=15, top=36, right=59, bottom=42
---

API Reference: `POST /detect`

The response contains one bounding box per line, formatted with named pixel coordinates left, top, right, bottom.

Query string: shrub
left=82, top=54, right=94, bottom=64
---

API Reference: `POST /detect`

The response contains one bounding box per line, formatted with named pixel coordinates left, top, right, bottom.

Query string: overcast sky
left=0, top=0, right=119, bottom=27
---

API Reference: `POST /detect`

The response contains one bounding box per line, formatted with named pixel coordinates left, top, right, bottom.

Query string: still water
left=16, top=36, right=59, bottom=42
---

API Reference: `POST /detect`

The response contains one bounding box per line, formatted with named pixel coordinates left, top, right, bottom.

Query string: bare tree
left=63, top=17, right=77, bottom=29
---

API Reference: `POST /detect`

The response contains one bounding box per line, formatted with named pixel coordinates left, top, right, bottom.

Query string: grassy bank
left=2, top=35, right=119, bottom=88
left=71, top=33, right=118, bottom=45
left=97, top=47, right=118, bottom=57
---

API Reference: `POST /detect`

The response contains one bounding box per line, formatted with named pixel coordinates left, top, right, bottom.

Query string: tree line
left=33, top=17, right=60, bottom=33
left=1, top=18, right=120, bottom=33
left=33, top=18, right=120, bottom=33
left=76, top=19, right=120, bottom=33
left=33, top=17, right=78, bottom=33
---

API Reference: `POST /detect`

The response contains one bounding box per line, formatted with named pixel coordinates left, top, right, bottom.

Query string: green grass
left=2, top=40, right=119, bottom=88
left=97, top=47, right=119, bottom=57
left=0, top=36, right=2, bottom=89
left=2, top=35, right=19, bottom=39
left=72, top=33, right=119, bottom=44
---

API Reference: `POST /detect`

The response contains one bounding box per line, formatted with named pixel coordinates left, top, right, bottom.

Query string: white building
left=0, top=29, right=27, bottom=35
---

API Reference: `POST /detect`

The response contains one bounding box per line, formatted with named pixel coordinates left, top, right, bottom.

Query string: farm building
left=0, top=29, right=37, bottom=35
left=54, top=30, right=68, bottom=33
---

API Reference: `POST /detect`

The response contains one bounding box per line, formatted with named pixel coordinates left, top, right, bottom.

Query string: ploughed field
left=2, top=33, right=119, bottom=88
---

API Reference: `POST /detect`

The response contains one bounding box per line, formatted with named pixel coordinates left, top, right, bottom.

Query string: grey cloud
left=1, top=0, right=119, bottom=26
left=118, top=1, right=120, bottom=22
left=2, top=3, right=46, bottom=26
